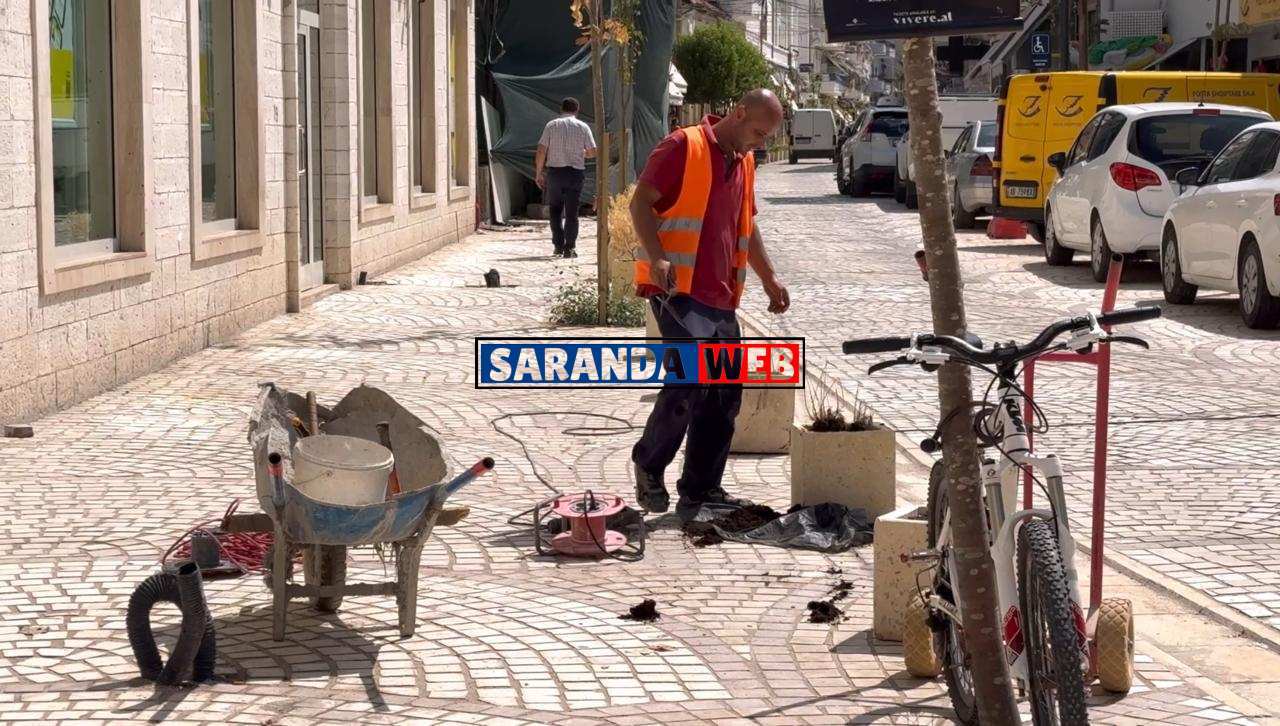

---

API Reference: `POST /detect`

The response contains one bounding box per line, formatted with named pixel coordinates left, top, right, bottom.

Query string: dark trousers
left=632, top=295, right=743, bottom=500
left=546, top=166, right=584, bottom=251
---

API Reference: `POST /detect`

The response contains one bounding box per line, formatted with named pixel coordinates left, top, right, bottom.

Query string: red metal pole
left=1089, top=254, right=1123, bottom=613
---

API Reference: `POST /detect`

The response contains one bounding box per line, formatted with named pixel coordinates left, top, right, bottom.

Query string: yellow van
left=994, top=71, right=1280, bottom=240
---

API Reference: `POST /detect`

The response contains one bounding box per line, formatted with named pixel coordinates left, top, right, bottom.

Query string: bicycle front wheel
left=928, top=460, right=978, bottom=725
left=1018, top=518, right=1090, bottom=726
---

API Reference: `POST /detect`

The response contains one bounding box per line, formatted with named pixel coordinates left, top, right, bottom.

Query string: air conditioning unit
left=1100, top=8, right=1164, bottom=40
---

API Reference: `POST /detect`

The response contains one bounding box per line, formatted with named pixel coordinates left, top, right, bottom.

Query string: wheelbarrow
left=223, top=383, right=494, bottom=641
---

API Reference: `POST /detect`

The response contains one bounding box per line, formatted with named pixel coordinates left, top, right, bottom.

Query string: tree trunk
left=902, top=37, right=1020, bottom=725
left=590, top=0, right=609, bottom=325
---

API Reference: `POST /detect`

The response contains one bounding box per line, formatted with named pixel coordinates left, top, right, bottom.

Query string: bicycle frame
left=931, top=362, right=1091, bottom=684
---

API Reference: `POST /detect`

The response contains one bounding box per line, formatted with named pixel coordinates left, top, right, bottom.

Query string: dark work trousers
left=546, top=166, right=585, bottom=251
left=631, top=294, right=744, bottom=501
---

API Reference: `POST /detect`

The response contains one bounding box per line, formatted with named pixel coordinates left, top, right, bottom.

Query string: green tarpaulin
left=476, top=0, right=677, bottom=201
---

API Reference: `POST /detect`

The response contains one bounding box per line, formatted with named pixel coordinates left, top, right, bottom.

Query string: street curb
left=736, top=307, right=1280, bottom=658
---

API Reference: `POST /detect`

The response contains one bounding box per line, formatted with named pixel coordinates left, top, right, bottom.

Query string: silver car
left=946, top=120, right=998, bottom=228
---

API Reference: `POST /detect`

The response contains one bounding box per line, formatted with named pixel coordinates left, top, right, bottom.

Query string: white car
left=1161, top=121, right=1280, bottom=328
left=1042, top=103, right=1272, bottom=282
left=837, top=105, right=909, bottom=196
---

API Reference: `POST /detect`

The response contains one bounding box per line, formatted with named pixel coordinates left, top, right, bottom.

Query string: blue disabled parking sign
left=1031, top=33, right=1051, bottom=69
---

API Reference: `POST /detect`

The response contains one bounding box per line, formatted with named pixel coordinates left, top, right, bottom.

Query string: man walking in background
left=535, top=97, right=596, bottom=258
left=628, top=88, right=790, bottom=516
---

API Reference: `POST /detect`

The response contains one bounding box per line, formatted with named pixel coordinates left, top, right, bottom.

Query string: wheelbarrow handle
left=444, top=457, right=495, bottom=497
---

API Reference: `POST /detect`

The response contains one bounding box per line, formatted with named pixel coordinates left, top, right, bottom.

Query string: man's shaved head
left=741, top=89, right=785, bottom=118
left=715, top=88, right=786, bottom=156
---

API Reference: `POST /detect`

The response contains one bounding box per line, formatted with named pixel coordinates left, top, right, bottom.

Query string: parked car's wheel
left=952, top=183, right=977, bottom=229
left=905, top=181, right=919, bottom=209
left=836, top=158, right=849, bottom=195
left=1239, top=238, right=1280, bottom=329
left=1027, top=222, right=1045, bottom=244
left=851, top=169, right=869, bottom=197
left=1160, top=226, right=1197, bottom=305
left=789, top=153, right=797, bottom=164
left=1044, top=207, right=1073, bottom=266
left=894, top=169, right=907, bottom=204
left=1090, top=216, right=1116, bottom=283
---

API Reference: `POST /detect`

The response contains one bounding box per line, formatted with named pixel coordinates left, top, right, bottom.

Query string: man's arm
left=584, top=124, right=597, bottom=160
left=748, top=222, right=790, bottom=313
left=630, top=182, right=667, bottom=264
left=535, top=144, right=548, bottom=188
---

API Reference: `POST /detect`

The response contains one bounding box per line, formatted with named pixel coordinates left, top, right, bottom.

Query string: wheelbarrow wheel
left=1095, top=598, right=1135, bottom=693
left=306, top=545, right=347, bottom=613
left=903, top=590, right=942, bottom=678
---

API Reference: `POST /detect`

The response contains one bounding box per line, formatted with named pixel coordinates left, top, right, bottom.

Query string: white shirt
left=539, top=114, right=596, bottom=170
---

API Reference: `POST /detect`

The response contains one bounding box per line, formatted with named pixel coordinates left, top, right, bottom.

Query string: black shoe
left=681, top=488, right=754, bottom=509
left=633, top=463, right=670, bottom=513
left=563, top=249, right=578, bottom=258
left=553, top=245, right=564, bottom=256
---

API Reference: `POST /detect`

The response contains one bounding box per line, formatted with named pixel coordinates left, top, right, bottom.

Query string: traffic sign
left=1031, top=33, right=1051, bottom=69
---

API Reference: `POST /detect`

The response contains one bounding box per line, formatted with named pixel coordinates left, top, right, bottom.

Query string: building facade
left=1, top=0, right=477, bottom=423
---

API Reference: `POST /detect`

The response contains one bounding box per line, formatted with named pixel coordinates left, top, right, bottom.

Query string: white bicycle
left=843, top=304, right=1162, bottom=725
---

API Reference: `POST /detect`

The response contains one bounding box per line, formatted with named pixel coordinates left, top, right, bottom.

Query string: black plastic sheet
left=687, top=502, right=874, bottom=553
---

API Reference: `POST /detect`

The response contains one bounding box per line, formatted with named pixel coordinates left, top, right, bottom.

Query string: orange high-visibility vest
left=635, top=124, right=756, bottom=307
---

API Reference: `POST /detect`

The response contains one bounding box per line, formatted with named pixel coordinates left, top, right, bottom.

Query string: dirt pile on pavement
left=620, top=599, right=660, bottom=622
left=806, top=579, right=855, bottom=624
left=681, top=505, right=783, bottom=547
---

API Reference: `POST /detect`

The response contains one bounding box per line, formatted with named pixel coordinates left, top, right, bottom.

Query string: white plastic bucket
left=292, top=434, right=394, bottom=506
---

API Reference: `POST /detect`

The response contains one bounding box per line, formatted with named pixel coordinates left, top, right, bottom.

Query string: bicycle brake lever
left=868, top=357, right=911, bottom=375
left=1104, top=335, right=1149, bottom=349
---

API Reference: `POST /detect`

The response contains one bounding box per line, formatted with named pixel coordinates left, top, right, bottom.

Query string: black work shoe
left=563, top=249, right=578, bottom=258
left=633, top=463, right=670, bottom=513
left=692, top=488, right=755, bottom=508
left=553, top=245, right=564, bottom=256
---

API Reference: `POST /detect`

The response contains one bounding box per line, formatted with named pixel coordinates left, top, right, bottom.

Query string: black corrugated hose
left=126, top=561, right=217, bottom=685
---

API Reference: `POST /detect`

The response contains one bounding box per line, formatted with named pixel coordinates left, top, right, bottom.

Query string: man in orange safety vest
left=628, top=88, right=791, bottom=516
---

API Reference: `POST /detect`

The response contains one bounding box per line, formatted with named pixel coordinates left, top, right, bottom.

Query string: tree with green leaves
left=673, top=22, right=771, bottom=112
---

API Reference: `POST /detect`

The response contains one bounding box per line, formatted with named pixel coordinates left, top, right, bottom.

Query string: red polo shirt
left=636, top=115, right=757, bottom=312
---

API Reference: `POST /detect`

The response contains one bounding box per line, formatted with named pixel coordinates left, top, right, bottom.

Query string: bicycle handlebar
left=842, top=336, right=913, bottom=355
left=841, top=305, right=1163, bottom=366
left=1097, top=306, right=1162, bottom=327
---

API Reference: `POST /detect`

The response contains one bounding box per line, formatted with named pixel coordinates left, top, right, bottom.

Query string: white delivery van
left=895, top=95, right=996, bottom=201
left=789, top=108, right=838, bottom=164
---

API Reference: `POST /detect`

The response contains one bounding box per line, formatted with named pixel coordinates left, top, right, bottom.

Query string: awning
left=669, top=64, right=687, bottom=105
left=1132, top=36, right=1202, bottom=70
left=965, top=0, right=1051, bottom=81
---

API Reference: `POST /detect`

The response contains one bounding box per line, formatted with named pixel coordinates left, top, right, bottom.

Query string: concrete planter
left=873, top=504, right=933, bottom=642
left=731, top=375, right=795, bottom=454
left=789, top=423, right=897, bottom=520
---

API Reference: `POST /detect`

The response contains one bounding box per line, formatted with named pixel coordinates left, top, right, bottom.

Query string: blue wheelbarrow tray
left=247, top=382, right=456, bottom=547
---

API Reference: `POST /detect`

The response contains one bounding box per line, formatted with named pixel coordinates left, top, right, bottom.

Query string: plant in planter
left=790, top=380, right=897, bottom=520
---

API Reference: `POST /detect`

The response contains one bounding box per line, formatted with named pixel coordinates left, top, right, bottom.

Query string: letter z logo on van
left=1018, top=95, right=1042, bottom=118
left=1055, top=95, right=1085, bottom=117
left=1144, top=86, right=1173, bottom=102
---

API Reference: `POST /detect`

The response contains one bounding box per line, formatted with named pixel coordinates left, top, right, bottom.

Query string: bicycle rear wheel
left=1018, top=518, right=1090, bottom=726
left=928, top=461, right=978, bottom=726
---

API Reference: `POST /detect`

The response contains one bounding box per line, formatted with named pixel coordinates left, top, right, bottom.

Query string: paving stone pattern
left=742, top=162, right=1280, bottom=634
left=0, top=212, right=1262, bottom=724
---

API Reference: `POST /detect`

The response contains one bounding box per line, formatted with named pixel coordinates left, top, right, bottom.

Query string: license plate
left=1005, top=185, right=1037, bottom=199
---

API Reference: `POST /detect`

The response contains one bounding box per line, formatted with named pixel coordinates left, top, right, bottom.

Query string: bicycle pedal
left=900, top=549, right=940, bottom=564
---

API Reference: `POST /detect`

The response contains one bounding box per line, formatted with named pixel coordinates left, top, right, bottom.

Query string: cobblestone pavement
left=0, top=217, right=1266, bottom=724
left=742, top=161, right=1280, bottom=638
